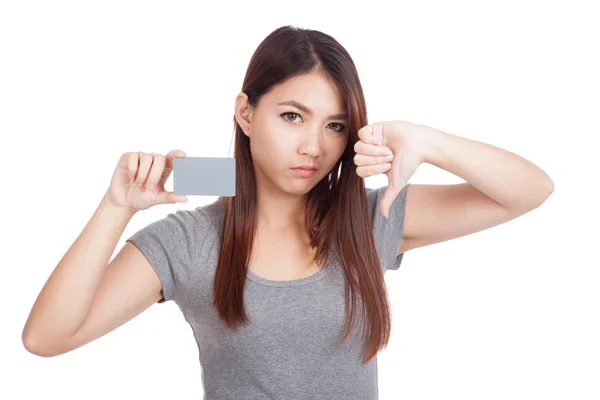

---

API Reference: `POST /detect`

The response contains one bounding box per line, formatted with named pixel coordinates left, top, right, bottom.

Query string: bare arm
left=22, top=193, right=163, bottom=357
left=399, top=126, right=553, bottom=253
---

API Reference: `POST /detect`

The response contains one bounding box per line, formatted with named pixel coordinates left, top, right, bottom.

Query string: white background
left=2, top=1, right=598, bottom=399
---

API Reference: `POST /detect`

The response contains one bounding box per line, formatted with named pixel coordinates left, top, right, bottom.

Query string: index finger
left=162, top=149, right=186, bottom=179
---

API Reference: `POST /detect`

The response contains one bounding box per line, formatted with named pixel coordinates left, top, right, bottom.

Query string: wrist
left=100, top=192, right=138, bottom=218
left=419, top=126, right=448, bottom=167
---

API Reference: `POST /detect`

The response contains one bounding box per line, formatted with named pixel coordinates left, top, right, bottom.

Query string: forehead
left=262, top=72, right=345, bottom=113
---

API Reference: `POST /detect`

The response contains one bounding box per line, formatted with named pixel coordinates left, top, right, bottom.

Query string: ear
left=234, top=92, right=253, bottom=137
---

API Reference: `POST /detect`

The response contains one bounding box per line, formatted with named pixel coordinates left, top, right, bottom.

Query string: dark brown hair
left=212, top=25, right=393, bottom=364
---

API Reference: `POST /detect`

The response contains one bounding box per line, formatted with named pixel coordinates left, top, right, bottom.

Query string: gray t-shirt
left=126, top=184, right=410, bottom=399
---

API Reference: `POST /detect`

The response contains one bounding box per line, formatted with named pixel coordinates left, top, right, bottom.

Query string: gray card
left=173, top=156, right=236, bottom=196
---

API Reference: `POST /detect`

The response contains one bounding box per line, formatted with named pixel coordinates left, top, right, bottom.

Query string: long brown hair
left=212, top=25, right=393, bottom=364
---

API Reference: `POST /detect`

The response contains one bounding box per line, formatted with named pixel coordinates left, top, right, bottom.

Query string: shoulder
left=124, top=197, right=224, bottom=303
left=365, top=184, right=411, bottom=271
left=127, top=198, right=223, bottom=257
left=366, top=184, right=411, bottom=220
left=196, top=196, right=225, bottom=234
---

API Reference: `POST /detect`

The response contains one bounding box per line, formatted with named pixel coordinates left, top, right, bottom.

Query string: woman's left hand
left=354, top=120, right=429, bottom=218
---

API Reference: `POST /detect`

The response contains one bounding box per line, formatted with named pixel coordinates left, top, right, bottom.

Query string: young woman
left=22, top=25, right=554, bottom=399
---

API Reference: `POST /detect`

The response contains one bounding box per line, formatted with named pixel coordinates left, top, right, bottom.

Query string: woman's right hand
left=105, top=149, right=189, bottom=212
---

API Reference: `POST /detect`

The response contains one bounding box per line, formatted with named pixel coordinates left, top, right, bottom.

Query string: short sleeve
left=125, top=208, right=208, bottom=303
left=366, top=184, right=411, bottom=272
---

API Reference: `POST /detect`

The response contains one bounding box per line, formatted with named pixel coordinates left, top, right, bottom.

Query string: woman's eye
left=281, top=112, right=301, bottom=122
left=329, top=123, right=347, bottom=132
left=281, top=112, right=346, bottom=132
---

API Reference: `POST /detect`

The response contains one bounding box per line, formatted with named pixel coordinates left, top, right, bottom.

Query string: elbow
left=22, top=330, right=63, bottom=358
left=536, top=175, right=555, bottom=207
left=526, top=174, right=555, bottom=211
left=22, top=332, right=51, bottom=357
left=510, top=177, right=554, bottom=214
left=547, top=177, right=555, bottom=197
left=542, top=173, right=555, bottom=198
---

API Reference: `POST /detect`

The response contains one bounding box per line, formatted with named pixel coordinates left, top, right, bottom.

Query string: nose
left=298, top=125, right=321, bottom=157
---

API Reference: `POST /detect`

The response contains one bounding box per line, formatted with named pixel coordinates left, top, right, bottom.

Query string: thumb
left=155, top=191, right=188, bottom=205
left=380, top=155, right=406, bottom=219
left=380, top=184, right=403, bottom=219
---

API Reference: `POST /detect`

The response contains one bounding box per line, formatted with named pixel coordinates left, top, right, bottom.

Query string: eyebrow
left=277, top=100, right=348, bottom=120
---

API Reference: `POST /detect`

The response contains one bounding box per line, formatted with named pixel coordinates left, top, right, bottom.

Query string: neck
left=255, top=188, right=307, bottom=232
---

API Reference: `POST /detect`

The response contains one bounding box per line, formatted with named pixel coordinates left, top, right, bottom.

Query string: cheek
left=264, top=118, right=298, bottom=152
left=329, top=135, right=349, bottom=160
left=250, top=121, right=291, bottom=163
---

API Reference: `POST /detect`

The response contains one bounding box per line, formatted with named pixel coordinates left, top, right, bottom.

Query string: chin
left=284, top=179, right=317, bottom=195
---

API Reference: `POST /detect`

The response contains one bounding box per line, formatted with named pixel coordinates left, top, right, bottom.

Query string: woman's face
left=235, top=71, right=350, bottom=196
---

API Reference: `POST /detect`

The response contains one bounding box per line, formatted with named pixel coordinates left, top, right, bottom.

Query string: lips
left=291, top=166, right=317, bottom=178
